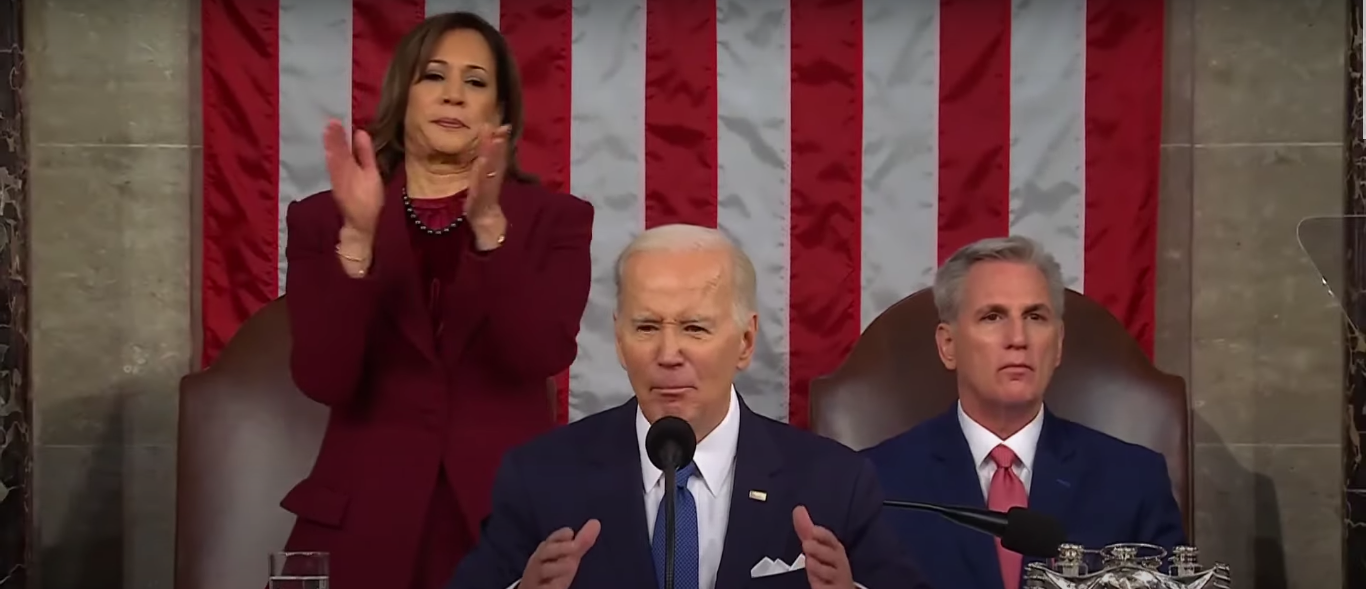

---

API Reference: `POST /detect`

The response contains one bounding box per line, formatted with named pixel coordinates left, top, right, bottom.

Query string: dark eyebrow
left=977, top=303, right=1052, bottom=316
left=426, top=59, right=488, bottom=74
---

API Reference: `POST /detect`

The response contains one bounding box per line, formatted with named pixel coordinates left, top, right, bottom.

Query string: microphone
left=882, top=500, right=1066, bottom=558
left=645, top=416, right=697, bottom=589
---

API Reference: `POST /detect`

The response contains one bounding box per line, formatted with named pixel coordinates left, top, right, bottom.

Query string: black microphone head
left=644, top=416, right=696, bottom=471
left=1001, top=507, right=1067, bottom=558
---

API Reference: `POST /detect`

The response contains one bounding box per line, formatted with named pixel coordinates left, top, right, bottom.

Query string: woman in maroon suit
left=277, top=12, right=592, bottom=589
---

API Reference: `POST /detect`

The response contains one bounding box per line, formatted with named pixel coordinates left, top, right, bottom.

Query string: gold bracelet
left=335, top=245, right=369, bottom=264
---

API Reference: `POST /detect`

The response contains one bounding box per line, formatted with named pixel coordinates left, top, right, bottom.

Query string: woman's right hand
left=323, top=119, right=384, bottom=237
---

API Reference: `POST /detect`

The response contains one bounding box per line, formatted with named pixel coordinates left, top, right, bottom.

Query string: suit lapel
left=374, top=167, right=439, bottom=364
left=1023, top=410, right=1079, bottom=570
left=583, top=400, right=656, bottom=588
left=715, top=404, right=784, bottom=589
left=926, top=412, right=1006, bottom=589
left=439, top=181, right=531, bottom=359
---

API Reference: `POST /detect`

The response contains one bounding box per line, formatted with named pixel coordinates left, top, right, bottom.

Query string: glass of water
left=269, top=551, right=329, bottom=589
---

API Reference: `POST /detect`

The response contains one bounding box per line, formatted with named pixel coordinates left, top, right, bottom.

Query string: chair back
left=174, top=298, right=325, bottom=589
left=173, top=295, right=581, bottom=589
left=809, top=288, right=1192, bottom=531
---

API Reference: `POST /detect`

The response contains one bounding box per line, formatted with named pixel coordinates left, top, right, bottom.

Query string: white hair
left=932, top=235, right=1065, bottom=323
left=613, top=224, right=757, bottom=326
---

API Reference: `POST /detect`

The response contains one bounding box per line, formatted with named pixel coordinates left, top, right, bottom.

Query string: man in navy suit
left=448, top=224, right=930, bottom=589
left=862, top=235, right=1186, bottom=589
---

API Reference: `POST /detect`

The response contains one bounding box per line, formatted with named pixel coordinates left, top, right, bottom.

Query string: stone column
left=1346, top=2, right=1366, bottom=586
left=0, top=0, right=32, bottom=587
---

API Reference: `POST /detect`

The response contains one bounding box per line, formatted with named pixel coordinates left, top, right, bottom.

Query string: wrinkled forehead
left=618, top=251, right=733, bottom=315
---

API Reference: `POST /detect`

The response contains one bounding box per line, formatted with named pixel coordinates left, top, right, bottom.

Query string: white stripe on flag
left=427, top=0, right=500, bottom=25
left=718, top=0, right=791, bottom=422
left=860, top=0, right=940, bottom=327
left=566, top=0, right=647, bottom=421
left=277, top=0, right=352, bottom=295
left=254, top=0, right=1152, bottom=420
left=1007, top=0, right=1087, bottom=290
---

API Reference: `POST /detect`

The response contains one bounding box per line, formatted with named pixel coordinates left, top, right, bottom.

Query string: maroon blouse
left=405, top=194, right=467, bottom=341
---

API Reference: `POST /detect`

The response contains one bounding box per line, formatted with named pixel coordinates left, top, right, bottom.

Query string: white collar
left=956, top=401, right=1044, bottom=471
left=636, top=386, right=741, bottom=499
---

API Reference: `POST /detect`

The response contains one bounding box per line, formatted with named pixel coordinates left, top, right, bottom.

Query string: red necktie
left=988, top=445, right=1028, bottom=589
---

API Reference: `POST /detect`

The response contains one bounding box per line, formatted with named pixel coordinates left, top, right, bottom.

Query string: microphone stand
left=663, top=464, right=677, bottom=589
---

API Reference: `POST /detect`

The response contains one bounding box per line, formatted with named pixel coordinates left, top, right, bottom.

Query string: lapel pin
left=748, top=490, right=768, bottom=502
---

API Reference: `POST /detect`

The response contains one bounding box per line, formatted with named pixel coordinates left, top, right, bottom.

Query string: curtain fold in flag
left=201, top=0, right=1164, bottom=427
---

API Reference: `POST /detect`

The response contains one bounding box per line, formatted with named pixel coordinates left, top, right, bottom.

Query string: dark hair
left=366, top=12, right=535, bottom=183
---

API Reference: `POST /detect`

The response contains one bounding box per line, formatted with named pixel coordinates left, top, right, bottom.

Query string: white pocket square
left=749, top=554, right=806, bottom=578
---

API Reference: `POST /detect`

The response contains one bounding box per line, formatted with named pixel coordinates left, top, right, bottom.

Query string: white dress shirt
left=637, top=387, right=741, bottom=589
left=956, top=401, right=1045, bottom=501
left=509, top=389, right=868, bottom=589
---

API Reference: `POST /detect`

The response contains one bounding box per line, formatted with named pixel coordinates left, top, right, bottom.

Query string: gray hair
left=932, top=235, right=1065, bottom=323
left=613, top=224, right=758, bottom=326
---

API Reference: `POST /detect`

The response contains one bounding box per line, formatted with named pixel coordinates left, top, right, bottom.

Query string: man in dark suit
left=862, top=235, right=1186, bottom=589
left=448, top=224, right=930, bottom=589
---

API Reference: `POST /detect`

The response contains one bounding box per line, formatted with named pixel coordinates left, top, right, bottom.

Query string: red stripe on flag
left=1083, top=0, right=1163, bottom=357
left=936, top=0, right=1012, bottom=262
left=352, top=0, right=425, bottom=130
left=643, top=0, right=718, bottom=228
left=200, top=0, right=281, bottom=367
left=501, top=0, right=575, bottom=423
left=789, top=0, right=863, bottom=429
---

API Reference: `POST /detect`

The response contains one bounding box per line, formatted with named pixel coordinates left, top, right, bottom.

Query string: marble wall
left=0, top=0, right=32, bottom=586
left=16, top=0, right=1354, bottom=588
left=1343, top=1, right=1365, bottom=586
left=1157, top=0, right=1348, bottom=587
left=25, top=0, right=194, bottom=587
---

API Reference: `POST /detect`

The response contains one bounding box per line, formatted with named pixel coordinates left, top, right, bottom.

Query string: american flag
left=201, top=0, right=1164, bottom=428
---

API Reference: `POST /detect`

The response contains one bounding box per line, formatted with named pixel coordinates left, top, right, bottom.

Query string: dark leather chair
left=174, top=297, right=558, bottom=589
left=810, top=288, right=1192, bottom=534
left=174, top=298, right=324, bottom=589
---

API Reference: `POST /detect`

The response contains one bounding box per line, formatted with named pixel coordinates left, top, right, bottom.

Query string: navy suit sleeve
left=447, top=452, right=541, bottom=589
left=1133, top=451, right=1187, bottom=550
left=843, top=457, right=935, bottom=589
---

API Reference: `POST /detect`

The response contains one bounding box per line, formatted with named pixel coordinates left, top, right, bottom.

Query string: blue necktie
left=651, top=463, right=699, bottom=589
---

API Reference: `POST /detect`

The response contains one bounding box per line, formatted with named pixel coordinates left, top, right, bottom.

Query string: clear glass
left=1296, top=215, right=1353, bottom=329
left=268, top=551, right=329, bottom=589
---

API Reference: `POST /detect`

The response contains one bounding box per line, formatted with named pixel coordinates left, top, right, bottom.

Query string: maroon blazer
left=277, top=171, right=593, bottom=589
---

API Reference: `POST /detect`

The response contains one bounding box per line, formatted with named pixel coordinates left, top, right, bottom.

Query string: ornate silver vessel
left=1024, top=543, right=1231, bottom=589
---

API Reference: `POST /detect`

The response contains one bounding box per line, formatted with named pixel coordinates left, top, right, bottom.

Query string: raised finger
left=535, top=541, right=579, bottom=564
left=470, top=155, right=488, bottom=179
left=536, top=554, right=581, bottom=580
left=804, top=523, right=842, bottom=548
left=479, top=133, right=505, bottom=160
left=353, top=129, right=377, bottom=171
left=792, top=506, right=816, bottom=542
left=532, top=529, right=575, bottom=559
left=802, top=538, right=842, bottom=566
left=574, top=519, right=602, bottom=553
left=322, top=121, right=352, bottom=167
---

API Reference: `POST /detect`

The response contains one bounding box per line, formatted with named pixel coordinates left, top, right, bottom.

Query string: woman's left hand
left=466, top=124, right=511, bottom=251
left=466, top=124, right=512, bottom=223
